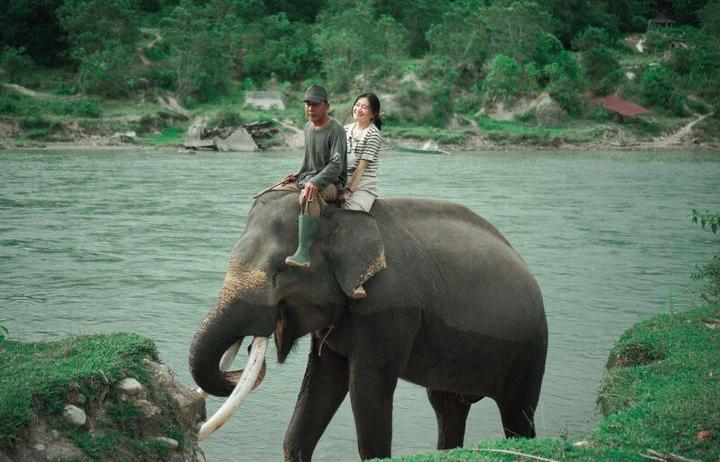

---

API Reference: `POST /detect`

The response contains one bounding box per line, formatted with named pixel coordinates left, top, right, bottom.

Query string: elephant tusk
left=196, top=340, right=242, bottom=398
left=198, top=336, right=268, bottom=441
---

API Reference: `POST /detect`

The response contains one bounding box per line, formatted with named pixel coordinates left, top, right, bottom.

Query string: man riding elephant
left=281, top=85, right=347, bottom=268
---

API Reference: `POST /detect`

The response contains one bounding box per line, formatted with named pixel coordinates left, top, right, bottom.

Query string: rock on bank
left=0, top=333, right=206, bottom=462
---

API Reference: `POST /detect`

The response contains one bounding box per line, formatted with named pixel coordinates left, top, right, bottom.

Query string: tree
left=638, top=64, right=685, bottom=114
left=700, top=0, right=720, bottom=39
left=581, top=45, right=623, bottom=95
left=481, top=54, right=523, bottom=107
left=483, top=1, right=554, bottom=64
left=57, top=0, right=140, bottom=56
left=161, top=1, right=232, bottom=101
left=373, top=0, right=450, bottom=56
left=426, top=1, right=489, bottom=82
left=0, top=0, right=67, bottom=66
left=313, top=3, right=407, bottom=92
left=236, top=13, right=319, bottom=82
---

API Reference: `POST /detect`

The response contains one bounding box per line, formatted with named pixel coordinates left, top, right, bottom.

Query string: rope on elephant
left=318, top=325, right=334, bottom=356
left=469, top=448, right=560, bottom=462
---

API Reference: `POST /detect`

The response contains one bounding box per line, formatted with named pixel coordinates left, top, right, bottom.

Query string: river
left=1, top=148, right=718, bottom=461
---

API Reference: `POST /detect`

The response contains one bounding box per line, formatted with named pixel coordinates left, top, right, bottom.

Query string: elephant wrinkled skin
left=189, top=190, right=548, bottom=461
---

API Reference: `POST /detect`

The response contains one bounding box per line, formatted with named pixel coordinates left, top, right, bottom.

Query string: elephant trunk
left=189, top=267, right=277, bottom=397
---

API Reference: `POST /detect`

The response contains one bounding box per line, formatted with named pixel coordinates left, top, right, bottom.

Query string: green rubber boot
left=285, top=215, right=321, bottom=267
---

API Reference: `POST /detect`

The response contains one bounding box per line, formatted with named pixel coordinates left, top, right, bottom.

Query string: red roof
left=595, top=96, right=650, bottom=117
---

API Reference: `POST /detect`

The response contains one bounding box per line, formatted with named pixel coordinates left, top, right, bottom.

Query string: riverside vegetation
left=0, top=333, right=206, bottom=461
left=1, top=0, right=720, bottom=149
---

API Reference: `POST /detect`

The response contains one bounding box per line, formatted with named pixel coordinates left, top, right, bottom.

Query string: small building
left=245, top=91, right=285, bottom=110
left=594, top=96, right=650, bottom=121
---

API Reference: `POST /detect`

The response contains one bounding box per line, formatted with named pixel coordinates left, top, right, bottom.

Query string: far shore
left=2, top=135, right=719, bottom=153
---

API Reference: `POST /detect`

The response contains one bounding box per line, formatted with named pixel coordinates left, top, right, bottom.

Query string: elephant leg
left=426, top=390, right=473, bottom=449
left=349, top=363, right=398, bottom=459
left=348, top=308, right=418, bottom=460
left=283, top=335, right=349, bottom=462
left=497, top=355, right=543, bottom=438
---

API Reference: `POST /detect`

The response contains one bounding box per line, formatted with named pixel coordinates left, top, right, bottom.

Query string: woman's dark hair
left=351, top=92, right=382, bottom=131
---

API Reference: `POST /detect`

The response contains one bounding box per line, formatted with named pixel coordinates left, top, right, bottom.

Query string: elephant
left=189, top=189, right=548, bottom=461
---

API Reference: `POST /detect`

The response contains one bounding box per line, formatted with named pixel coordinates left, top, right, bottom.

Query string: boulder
left=62, top=405, right=87, bottom=427
left=117, top=378, right=143, bottom=396
left=215, top=127, right=259, bottom=152
left=535, top=95, right=568, bottom=127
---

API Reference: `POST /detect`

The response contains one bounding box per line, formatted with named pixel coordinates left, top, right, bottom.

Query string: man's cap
left=303, top=85, right=328, bottom=103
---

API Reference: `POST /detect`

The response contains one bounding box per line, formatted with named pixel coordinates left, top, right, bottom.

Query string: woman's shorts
left=344, top=189, right=376, bottom=213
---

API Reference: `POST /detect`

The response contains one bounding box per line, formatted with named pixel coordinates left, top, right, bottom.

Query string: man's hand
left=282, top=173, right=297, bottom=184
left=304, top=181, right=319, bottom=202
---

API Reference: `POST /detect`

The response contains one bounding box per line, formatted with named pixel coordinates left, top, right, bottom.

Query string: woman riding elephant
left=189, top=191, right=548, bottom=461
left=343, top=92, right=383, bottom=299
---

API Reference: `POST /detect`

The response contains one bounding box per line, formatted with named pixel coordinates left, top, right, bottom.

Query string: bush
left=0, top=47, right=34, bottom=85
left=75, top=47, right=136, bottom=98
left=582, top=45, right=623, bottom=95
left=207, top=108, right=244, bottom=129
left=638, top=65, right=686, bottom=115
left=481, top=54, right=522, bottom=107
left=71, top=99, right=101, bottom=118
left=691, top=210, right=720, bottom=304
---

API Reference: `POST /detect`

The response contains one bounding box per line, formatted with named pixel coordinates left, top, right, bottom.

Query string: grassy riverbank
left=386, top=302, right=720, bottom=462
left=0, top=332, right=203, bottom=461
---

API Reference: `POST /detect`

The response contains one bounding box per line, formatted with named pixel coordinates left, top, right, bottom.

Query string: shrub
left=638, top=65, right=686, bottom=115
left=207, top=108, right=244, bottom=129
left=582, top=45, right=623, bottom=95
left=691, top=210, right=720, bottom=304
left=71, top=99, right=101, bottom=118
left=0, top=47, right=34, bottom=85
left=481, top=54, right=522, bottom=107
left=75, top=47, right=136, bottom=98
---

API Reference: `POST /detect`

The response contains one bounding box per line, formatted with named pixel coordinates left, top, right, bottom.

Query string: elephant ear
left=326, top=210, right=386, bottom=298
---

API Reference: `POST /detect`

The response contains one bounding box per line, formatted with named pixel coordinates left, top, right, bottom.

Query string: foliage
left=425, top=2, right=489, bottom=81
left=391, top=79, right=454, bottom=128
left=235, top=13, right=318, bottom=83
left=57, top=0, right=140, bottom=56
left=74, top=47, right=138, bottom=97
left=374, top=0, right=449, bottom=56
left=160, top=1, right=232, bottom=101
left=483, top=1, right=554, bottom=65
left=572, top=26, right=613, bottom=51
left=542, top=0, right=619, bottom=46
left=481, top=54, right=522, bottom=107
left=0, top=47, right=34, bottom=85
left=0, top=0, right=67, bottom=66
left=701, top=0, right=720, bottom=38
left=207, top=108, right=245, bottom=128
left=312, top=3, right=408, bottom=92
left=581, top=45, right=623, bottom=95
left=0, top=333, right=157, bottom=452
left=692, top=210, right=720, bottom=235
left=638, top=65, right=685, bottom=115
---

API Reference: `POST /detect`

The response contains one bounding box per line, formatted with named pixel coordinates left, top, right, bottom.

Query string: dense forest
left=1, top=0, right=719, bottom=136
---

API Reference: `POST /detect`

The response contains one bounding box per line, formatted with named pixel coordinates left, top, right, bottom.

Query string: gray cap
left=303, top=85, right=328, bottom=103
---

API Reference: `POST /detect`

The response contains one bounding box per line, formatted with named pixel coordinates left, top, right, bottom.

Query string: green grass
left=0, top=333, right=157, bottom=452
left=0, top=88, right=102, bottom=118
left=382, top=302, right=720, bottom=461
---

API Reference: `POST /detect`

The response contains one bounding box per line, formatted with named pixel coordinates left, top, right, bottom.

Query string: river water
left=1, top=148, right=718, bottom=461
